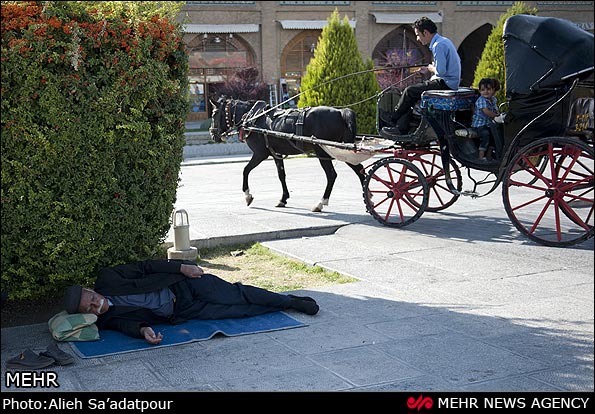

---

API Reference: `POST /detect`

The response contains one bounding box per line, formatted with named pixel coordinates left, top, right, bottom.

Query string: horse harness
left=225, top=101, right=331, bottom=160
left=264, top=107, right=311, bottom=158
left=235, top=103, right=309, bottom=159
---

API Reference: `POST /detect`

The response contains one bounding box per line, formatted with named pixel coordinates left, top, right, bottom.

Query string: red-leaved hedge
left=1, top=1, right=189, bottom=299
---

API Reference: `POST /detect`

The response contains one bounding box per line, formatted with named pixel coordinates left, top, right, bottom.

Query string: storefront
left=184, top=24, right=259, bottom=120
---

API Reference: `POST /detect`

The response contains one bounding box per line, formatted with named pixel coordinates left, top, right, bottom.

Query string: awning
left=183, top=24, right=259, bottom=34
left=279, top=20, right=356, bottom=30
left=370, top=12, right=443, bottom=24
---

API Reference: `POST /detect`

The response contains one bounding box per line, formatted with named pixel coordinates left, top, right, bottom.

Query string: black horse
left=209, top=97, right=366, bottom=211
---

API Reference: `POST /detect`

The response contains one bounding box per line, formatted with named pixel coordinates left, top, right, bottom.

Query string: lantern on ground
left=167, top=209, right=198, bottom=261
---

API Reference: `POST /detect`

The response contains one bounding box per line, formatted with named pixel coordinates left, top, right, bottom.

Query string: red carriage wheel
left=363, top=157, right=429, bottom=228
left=502, top=137, right=594, bottom=247
left=404, top=150, right=462, bottom=212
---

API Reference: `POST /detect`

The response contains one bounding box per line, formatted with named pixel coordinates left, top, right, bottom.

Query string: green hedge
left=1, top=1, right=189, bottom=299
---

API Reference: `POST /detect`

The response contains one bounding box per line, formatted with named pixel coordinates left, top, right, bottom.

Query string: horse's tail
left=340, top=108, right=357, bottom=143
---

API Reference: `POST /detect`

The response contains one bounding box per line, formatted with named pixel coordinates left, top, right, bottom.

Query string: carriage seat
left=566, top=96, right=594, bottom=139
left=421, top=88, right=480, bottom=139
left=420, top=88, right=479, bottom=112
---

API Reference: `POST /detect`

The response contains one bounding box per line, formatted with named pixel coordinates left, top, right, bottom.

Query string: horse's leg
left=273, top=156, right=290, bottom=207
left=312, top=158, right=337, bottom=212
left=346, top=162, right=372, bottom=202
left=346, top=162, right=366, bottom=186
left=243, top=152, right=268, bottom=206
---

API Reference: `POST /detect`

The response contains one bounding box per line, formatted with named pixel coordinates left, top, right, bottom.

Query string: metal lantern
left=172, top=209, right=191, bottom=251
left=167, top=209, right=198, bottom=261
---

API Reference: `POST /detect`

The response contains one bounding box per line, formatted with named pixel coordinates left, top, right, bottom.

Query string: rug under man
left=70, top=311, right=306, bottom=358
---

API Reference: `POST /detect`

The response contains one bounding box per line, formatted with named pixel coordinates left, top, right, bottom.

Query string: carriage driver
left=381, top=17, right=461, bottom=140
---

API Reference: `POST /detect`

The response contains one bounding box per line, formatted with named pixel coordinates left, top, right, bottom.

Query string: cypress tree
left=299, top=9, right=379, bottom=134
left=473, top=1, right=538, bottom=103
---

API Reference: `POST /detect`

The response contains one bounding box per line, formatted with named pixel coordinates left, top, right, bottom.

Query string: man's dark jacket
left=94, top=259, right=193, bottom=338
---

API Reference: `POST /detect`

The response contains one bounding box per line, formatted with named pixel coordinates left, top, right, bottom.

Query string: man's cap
left=64, top=285, right=83, bottom=314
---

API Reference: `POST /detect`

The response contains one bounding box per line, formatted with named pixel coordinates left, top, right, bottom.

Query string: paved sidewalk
left=1, top=155, right=593, bottom=392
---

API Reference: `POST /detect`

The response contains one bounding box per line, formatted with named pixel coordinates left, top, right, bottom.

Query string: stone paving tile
left=307, top=345, right=423, bottom=387
left=211, top=364, right=354, bottom=391
left=527, top=363, right=595, bottom=392
left=377, top=332, right=548, bottom=387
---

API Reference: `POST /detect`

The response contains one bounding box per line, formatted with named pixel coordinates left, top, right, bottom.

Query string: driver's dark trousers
left=393, top=78, right=452, bottom=133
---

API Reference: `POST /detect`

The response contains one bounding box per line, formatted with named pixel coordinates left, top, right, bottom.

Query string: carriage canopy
left=503, top=14, right=594, bottom=96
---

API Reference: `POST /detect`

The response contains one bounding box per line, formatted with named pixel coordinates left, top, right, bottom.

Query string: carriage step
left=379, top=129, right=432, bottom=145
left=459, top=190, right=480, bottom=198
left=455, top=128, right=478, bottom=139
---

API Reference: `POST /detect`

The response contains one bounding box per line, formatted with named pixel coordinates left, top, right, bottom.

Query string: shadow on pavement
left=1, top=289, right=592, bottom=391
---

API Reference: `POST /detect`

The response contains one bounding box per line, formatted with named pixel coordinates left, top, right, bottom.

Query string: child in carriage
left=471, top=78, right=504, bottom=161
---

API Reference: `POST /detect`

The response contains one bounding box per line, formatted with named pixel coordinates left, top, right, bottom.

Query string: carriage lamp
left=167, top=209, right=198, bottom=261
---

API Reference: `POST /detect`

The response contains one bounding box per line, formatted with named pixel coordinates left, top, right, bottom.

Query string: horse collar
left=224, top=100, right=234, bottom=130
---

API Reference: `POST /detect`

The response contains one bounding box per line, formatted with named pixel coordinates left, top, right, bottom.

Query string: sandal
left=40, top=343, right=74, bottom=366
left=6, top=349, right=55, bottom=370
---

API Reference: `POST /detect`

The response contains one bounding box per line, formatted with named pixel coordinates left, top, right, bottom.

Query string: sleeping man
left=63, top=259, right=319, bottom=344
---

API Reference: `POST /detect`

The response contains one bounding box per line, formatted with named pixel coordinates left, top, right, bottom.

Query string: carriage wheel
left=363, top=157, right=429, bottom=228
left=406, top=151, right=462, bottom=212
left=525, top=153, right=549, bottom=186
left=502, top=137, right=594, bottom=247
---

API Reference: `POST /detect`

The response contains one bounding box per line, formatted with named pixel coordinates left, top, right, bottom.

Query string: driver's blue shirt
left=429, top=33, right=461, bottom=90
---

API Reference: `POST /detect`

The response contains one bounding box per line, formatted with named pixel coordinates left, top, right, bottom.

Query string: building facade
left=180, top=1, right=594, bottom=120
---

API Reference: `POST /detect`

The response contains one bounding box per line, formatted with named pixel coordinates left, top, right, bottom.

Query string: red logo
left=407, top=395, right=434, bottom=411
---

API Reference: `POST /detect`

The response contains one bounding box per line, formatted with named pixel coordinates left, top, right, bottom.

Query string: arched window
left=372, top=27, right=432, bottom=90
left=280, top=30, right=320, bottom=101
left=188, top=33, right=254, bottom=76
left=458, top=23, right=493, bottom=88
left=185, top=34, right=256, bottom=119
left=373, top=26, right=431, bottom=67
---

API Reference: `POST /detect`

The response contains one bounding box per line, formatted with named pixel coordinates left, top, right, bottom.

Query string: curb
left=183, top=142, right=251, bottom=159
left=182, top=153, right=252, bottom=166
left=162, top=224, right=346, bottom=251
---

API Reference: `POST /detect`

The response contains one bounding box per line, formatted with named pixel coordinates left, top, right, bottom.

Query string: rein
left=336, top=70, right=426, bottom=109
left=215, top=63, right=427, bottom=140
left=241, top=63, right=428, bottom=125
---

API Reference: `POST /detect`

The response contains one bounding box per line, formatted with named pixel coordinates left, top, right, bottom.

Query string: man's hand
left=180, top=264, right=204, bottom=278
left=140, top=326, right=163, bottom=345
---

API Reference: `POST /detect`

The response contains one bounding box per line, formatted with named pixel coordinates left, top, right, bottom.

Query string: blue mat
left=69, top=311, right=306, bottom=358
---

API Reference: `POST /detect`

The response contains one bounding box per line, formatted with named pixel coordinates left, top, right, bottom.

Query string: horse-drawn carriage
left=210, top=15, right=594, bottom=248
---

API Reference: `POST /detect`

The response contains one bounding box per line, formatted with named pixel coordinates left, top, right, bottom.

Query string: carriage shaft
left=242, top=126, right=359, bottom=151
